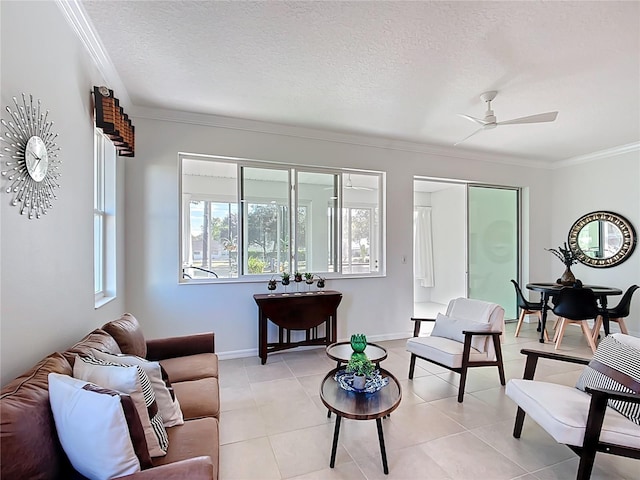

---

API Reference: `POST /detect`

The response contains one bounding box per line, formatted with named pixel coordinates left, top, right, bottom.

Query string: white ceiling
left=81, top=0, right=640, bottom=164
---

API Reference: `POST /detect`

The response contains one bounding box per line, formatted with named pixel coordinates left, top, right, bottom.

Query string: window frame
left=179, top=153, right=385, bottom=283
left=94, top=129, right=117, bottom=306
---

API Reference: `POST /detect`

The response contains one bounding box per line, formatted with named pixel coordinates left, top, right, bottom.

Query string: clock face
left=25, top=136, right=49, bottom=182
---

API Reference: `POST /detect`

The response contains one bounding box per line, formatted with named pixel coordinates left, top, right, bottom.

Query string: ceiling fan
left=325, top=174, right=373, bottom=191
left=454, top=91, right=558, bottom=146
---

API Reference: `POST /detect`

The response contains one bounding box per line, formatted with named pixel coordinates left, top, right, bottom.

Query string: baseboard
left=216, top=331, right=412, bottom=361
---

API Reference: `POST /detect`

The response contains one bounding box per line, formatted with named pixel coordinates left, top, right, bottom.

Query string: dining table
left=525, top=283, right=623, bottom=343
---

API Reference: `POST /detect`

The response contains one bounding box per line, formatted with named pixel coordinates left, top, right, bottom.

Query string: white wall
left=0, top=1, right=127, bottom=385
left=125, top=114, right=554, bottom=358
left=551, top=151, right=640, bottom=335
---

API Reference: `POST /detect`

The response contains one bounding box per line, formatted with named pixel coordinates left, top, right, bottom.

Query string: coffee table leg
left=376, top=418, right=389, bottom=474
left=330, top=415, right=341, bottom=468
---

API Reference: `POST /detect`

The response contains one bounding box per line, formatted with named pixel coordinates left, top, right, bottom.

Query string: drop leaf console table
left=253, top=290, right=342, bottom=364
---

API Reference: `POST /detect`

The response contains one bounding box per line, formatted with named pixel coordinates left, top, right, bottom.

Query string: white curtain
left=414, top=206, right=435, bottom=287
left=182, top=194, right=193, bottom=266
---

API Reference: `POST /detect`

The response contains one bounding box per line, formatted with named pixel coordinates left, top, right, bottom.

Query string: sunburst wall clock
left=1, top=94, right=61, bottom=219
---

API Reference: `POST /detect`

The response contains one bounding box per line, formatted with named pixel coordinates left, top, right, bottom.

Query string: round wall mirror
left=568, top=211, right=636, bottom=268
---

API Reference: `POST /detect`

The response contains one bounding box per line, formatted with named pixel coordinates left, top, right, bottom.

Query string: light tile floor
left=218, top=322, right=638, bottom=479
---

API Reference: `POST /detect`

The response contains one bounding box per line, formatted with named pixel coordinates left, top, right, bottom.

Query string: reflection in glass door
left=468, top=186, right=519, bottom=319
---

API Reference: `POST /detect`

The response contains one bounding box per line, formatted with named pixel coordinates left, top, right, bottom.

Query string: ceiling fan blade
left=454, top=127, right=484, bottom=146
left=458, top=114, right=488, bottom=126
left=497, top=111, right=558, bottom=126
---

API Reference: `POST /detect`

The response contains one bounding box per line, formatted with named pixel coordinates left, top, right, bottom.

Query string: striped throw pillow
left=90, top=349, right=183, bottom=427
left=575, top=335, right=640, bottom=425
left=74, top=355, right=169, bottom=456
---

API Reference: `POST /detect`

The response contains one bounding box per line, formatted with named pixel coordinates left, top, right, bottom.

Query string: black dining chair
left=592, top=284, right=639, bottom=339
left=552, top=287, right=600, bottom=353
left=510, top=280, right=548, bottom=340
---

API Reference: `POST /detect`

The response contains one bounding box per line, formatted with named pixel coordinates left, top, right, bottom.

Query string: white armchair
left=506, top=333, right=640, bottom=480
left=406, top=298, right=506, bottom=402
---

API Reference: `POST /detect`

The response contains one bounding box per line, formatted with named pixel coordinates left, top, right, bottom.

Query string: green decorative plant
left=281, top=272, right=290, bottom=285
left=546, top=242, right=578, bottom=267
left=294, top=271, right=303, bottom=282
left=304, top=272, right=313, bottom=282
left=346, top=355, right=375, bottom=377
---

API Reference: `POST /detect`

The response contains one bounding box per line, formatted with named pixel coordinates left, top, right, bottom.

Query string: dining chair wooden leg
left=554, top=318, right=568, bottom=350
left=553, top=318, right=563, bottom=343
left=614, top=317, right=629, bottom=335
left=580, top=321, right=598, bottom=353
left=591, top=315, right=603, bottom=342
left=514, top=311, right=526, bottom=337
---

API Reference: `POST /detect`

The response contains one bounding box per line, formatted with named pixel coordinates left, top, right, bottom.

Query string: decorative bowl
left=334, top=369, right=389, bottom=393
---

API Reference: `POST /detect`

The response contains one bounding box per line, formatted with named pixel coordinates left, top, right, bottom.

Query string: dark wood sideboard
left=253, top=290, right=343, bottom=364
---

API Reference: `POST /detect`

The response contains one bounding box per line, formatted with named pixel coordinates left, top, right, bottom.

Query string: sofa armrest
left=519, top=348, right=590, bottom=380
left=146, top=333, right=215, bottom=361
left=116, top=456, right=214, bottom=480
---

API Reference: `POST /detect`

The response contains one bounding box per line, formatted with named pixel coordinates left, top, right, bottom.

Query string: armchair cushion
left=446, top=298, right=505, bottom=358
left=406, top=335, right=491, bottom=369
left=431, top=312, right=493, bottom=352
left=575, top=334, right=640, bottom=425
left=506, top=378, right=640, bottom=448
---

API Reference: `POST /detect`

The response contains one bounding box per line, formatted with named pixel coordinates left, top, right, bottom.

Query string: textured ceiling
left=81, top=0, right=640, bottom=163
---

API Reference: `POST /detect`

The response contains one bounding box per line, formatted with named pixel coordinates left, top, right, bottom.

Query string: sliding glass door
left=468, top=185, right=519, bottom=319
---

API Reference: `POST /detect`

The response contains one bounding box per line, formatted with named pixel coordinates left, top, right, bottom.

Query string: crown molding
left=554, top=142, right=640, bottom=169
left=131, top=105, right=550, bottom=169
left=55, top=0, right=132, bottom=109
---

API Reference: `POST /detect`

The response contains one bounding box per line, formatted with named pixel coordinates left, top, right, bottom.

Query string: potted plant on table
left=304, top=272, right=314, bottom=293
left=346, top=355, right=375, bottom=390
left=281, top=272, right=290, bottom=294
left=546, top=242, right=579, bottom=286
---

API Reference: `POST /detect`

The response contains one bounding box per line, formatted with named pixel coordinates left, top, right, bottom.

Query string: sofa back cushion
left=63, top=328, right=122, bottom=366
left=0, top=353, right=72, bottom=479
left=102, top=313, right=147, bottom=358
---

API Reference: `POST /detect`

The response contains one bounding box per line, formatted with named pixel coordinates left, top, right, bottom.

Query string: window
left=180, top=154, right=384, bottom=282
left=94, top=130, right=116, bottom=305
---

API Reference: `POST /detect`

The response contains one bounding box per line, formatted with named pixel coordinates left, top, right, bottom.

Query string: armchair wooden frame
left=512, top=349, right=640, bottom=480
left=408, top=317, right=506, bottom=403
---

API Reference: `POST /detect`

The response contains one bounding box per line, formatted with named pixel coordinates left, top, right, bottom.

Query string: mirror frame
left=568, top=211, right=637, bottom=268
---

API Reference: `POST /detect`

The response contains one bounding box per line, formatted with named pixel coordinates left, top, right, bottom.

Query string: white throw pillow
left=431, top=312, right=493, bottom=352
left=73, top=356, right=168, bottom=457
left=48, top=373, right=152, bottom=480
left=90, top=349, right=184, bottom=427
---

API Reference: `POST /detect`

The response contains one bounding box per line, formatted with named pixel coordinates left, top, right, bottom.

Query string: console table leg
left=330, top=415, right=341, bottom=468
left=376, top=418, right=389, bottom=474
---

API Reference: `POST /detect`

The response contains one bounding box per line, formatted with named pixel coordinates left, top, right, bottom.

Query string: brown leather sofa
left=0, top=313, right=220, bottom=479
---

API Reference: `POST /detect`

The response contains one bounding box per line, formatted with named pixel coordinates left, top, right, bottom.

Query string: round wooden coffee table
left=325, top=341, right=388, bottom=367
left=320, top=367, right=401, bottom=474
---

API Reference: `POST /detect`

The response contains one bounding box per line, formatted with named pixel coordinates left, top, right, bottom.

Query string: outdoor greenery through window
left=180, top=154, right=384, bottom=282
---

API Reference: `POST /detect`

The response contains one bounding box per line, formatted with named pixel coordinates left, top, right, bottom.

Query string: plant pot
left=352, top=373, right=366, bottom=390
left=559, top=266, right=576, bottom=286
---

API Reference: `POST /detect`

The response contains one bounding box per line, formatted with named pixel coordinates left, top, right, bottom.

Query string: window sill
left=178, top=272, right=386, bottom=285
left=95, top=295, right=116, bottom=309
